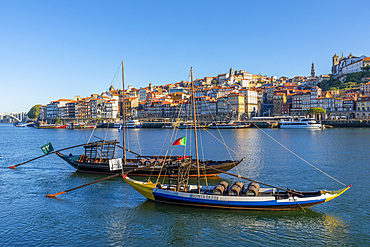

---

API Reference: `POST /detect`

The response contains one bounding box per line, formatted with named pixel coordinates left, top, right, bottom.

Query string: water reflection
left=103, top=198, right=351, bottom=246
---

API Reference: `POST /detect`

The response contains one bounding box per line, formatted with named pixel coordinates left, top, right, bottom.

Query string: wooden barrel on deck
left=213, top=181, right=229, bottom=195
left=229, top=182, right=244, bottom=196
left=245, top=182, right=260, bottom=196
left=138, top=159, right=147, bottom=166
left=152, top=160, right=160, bottom=166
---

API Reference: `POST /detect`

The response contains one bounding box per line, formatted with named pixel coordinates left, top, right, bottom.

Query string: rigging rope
left=203, top=98, right=241, bottom=176
left=247, top=119, right=346, bottom=186
left=217, top=93, right=345, bottom=186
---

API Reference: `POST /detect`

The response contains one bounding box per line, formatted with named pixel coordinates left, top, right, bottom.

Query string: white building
left=138, top=88, right=149, bottom=102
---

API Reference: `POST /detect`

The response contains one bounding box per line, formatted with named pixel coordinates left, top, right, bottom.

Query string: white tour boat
left=279, top=118, right=323, bottom=129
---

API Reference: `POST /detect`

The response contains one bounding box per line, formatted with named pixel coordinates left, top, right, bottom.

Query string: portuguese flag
left=173, top=136, right=186, bottom=146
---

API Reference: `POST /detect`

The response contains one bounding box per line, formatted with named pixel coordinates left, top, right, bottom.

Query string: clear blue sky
left=1, top=0, right=369, bottom=113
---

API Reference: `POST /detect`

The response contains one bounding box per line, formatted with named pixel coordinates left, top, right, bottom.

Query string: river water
left=0, top=124, right=368, bottom=246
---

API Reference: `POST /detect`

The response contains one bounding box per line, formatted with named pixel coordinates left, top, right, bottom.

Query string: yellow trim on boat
left=323, top=185, right=351, bottom=202
left=124, top=176, right=156, bottom=200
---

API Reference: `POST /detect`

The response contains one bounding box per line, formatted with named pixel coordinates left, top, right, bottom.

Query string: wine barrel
left=138, top=159, right=147, bottom=166
left=229, top=182, right=244, bottom=196
left=152, top=160, right=160, bottom=166
left=213, top=181, right=229, bottom=195
left=245, top=182, right=260, bottom=197
left=213, top=185, right=226, bottom=195
left=219, top=181, right=229, bottom=190
left=164, top=159, right=173, bottom=166
left=144, top=159, right=152, bottom=166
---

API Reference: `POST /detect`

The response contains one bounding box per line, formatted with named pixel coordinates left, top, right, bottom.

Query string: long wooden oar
left=9, top=143, right=87, bottom=169
left=45, top=161, right=160, bottom=198
left=211, top=167, right=304, bottom=196
left=46, top=173, right=121, bottom=197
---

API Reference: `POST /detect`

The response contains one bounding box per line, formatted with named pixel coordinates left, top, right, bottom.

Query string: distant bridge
left=0, top=112, right=25, bottom=122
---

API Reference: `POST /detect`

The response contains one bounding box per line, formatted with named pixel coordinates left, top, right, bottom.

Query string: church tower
left=332, top=54, right=339, bottom=66
left=229, top=67, right=234, bottom=77
left=311, top=63, right=315, bottom=78
left=332, top=54, right=339, bottom=74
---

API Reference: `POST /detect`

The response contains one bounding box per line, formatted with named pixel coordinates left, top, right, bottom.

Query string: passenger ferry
left=114, top=120, right=142, bottom=129
left=279, top=118, right=323, bottom=129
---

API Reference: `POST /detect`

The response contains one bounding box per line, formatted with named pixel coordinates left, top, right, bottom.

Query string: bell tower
left=311, top=63, right=315, bottom=78
left=333, top=54, right=339, bottom=66
left=229, top=67, right=234, bottom=78
left=332, top=54, right=339, bottom=74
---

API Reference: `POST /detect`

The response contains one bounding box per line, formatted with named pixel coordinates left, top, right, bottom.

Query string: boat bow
left=322, top=185, right=351, bottom=202
left=123, top=174, right=156, bottom=200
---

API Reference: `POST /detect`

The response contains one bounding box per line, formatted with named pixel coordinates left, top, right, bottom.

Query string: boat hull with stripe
left=123, top=176, right=351, bottom=211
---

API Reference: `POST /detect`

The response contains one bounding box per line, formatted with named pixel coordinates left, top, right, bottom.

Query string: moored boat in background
left=114, top=120, right=142, bottom=129
left=35, top=122, right=55, bottom=129
left=279, top=118, right=323, bottom=129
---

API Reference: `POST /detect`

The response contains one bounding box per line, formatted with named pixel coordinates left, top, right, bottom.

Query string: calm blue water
left=0, top=124, right=369, bottom=246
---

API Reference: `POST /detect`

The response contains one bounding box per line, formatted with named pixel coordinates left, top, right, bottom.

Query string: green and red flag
left=173, top=136, right=186, bottom=146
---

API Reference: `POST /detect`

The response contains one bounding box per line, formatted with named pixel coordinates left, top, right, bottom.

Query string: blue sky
left=1, top=0, right=369, bottom=112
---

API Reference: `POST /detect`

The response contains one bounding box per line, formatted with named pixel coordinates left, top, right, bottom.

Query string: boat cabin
left=79, top=140, right=118, bottom=163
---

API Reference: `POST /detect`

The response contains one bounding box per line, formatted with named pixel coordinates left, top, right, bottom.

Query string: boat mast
left=191, top=67, right=201, bottom=194
left=122, top=61, right=126, bottom=165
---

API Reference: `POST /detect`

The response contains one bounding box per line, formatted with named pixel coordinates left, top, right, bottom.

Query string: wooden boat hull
left=123, top=176, right=351, bottom=211
left=36, top=125, right=55, bottom=129
left=56, top=152, right=242, bottom=176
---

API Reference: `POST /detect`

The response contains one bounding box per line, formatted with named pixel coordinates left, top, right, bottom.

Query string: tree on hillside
left=361, top=65, right=370, bottom=72
left=27, top=105, right=41, bottom=119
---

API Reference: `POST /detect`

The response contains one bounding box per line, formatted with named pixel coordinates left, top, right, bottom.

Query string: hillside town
left=3, top=53, right=370, bottom=124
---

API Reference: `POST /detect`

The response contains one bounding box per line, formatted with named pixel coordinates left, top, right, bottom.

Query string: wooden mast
left=122, top=61, right=126, bottom=165
left=191, top=67, right=201, bottom=193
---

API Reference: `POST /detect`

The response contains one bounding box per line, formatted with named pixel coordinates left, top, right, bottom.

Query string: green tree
left=27, top=105, right=41, bottom=119
left=55, top=118, right=63, bottom=125
left=211, top=79, right=218, bottom=85
left=361, top=65, right=370, bottom=72
left=307, top=107, right=326, bottom=116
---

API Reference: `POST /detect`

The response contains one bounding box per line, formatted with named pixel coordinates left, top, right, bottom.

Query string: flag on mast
left=173, top=137, right=186, bottom=146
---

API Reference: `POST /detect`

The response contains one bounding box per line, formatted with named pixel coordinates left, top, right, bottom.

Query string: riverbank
left=9, top=119, right=370, bottom=129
